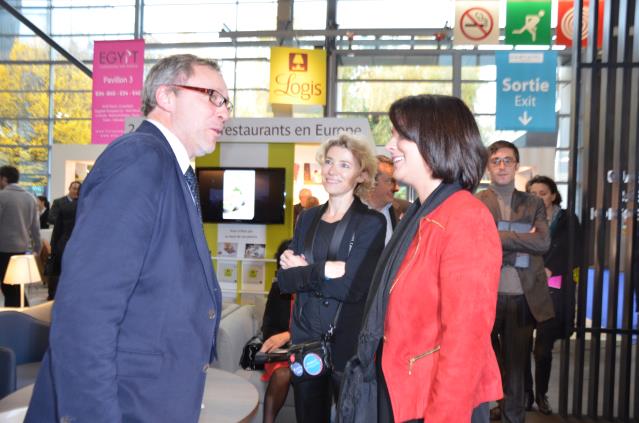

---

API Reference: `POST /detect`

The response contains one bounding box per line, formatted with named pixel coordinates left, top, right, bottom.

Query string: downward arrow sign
left=518, top=111, right=533, bottom=126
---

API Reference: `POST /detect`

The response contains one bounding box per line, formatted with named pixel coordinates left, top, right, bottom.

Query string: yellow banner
left=269, top=47, right=326, bottom=106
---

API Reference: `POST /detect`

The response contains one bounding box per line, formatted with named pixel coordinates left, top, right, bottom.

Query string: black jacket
left=277, top=196, right=385, bottom=371
left=545, top=208, right=582, bottom=337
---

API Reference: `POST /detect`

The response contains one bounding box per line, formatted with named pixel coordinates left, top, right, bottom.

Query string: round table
left=0, top=368, right=258, bottom=423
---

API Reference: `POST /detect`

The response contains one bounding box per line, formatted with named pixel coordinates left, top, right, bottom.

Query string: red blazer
left=382, top=190, right=503, bottom=422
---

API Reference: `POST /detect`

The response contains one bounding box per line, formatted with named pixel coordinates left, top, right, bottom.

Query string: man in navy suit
left=26, top=54, right=231, bottom=422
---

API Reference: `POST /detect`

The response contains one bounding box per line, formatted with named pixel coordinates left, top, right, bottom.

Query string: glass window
left=337, top=0, right=454, bottom=29
left=51, top=6, right=135, bottom=35
left=338, top=81, right=452, bottom=113
left=461, top=82, right=496, bottom=114
left=555, top=149, right=570, bottom=182
left=233, top=89, right=272, bottom=117
left=144, top=3, right=237, bottom=36
left=337, top=113, right=389, bottom=146
left=338, top=63, right=452, bottom=80
left=461, top=54, right=496, bottom=80
left=557, top=81, right=571, bottom=114
left=53, top=119, right=91, bottom=144
left=557, top=117, right=570, bottom=148
left=294, top=0, right=327, bottom=30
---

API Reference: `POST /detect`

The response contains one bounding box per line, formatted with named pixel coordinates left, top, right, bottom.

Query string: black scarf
left=337, top=182, right=462, bottom=423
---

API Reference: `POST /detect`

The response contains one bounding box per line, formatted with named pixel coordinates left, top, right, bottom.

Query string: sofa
left=0, top=311, right=50, bottom=399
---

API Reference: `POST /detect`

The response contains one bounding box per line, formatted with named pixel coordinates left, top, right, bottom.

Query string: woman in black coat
left=277, top=134, right=386, bottom=423
left=525, top=175, right=581, bottom=414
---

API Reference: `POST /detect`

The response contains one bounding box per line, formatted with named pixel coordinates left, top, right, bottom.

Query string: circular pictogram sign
left=560, top=6, right=589, bottom=41
left=460, top=7, right=495, bottom=41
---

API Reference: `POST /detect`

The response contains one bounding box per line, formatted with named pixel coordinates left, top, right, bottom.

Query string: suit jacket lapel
left=137, top=122, right=218, bottom=302
left=482, top=189, right=503, bottom=223
left=177, top=165, right=218, bottom=301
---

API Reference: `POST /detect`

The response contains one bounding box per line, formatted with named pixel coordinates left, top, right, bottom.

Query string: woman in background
left=339, top=94, right=503, bottom=423
left=258, top=239, right=293, bottom=423
left=524, top=175, right=581, bottom=415
left=278, top=134, right=386, bottom=422
left=37, top=196, right=50, bottom=229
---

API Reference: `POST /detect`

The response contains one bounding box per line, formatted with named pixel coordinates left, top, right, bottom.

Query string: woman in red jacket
left=339, top=95, right=503, bottom=423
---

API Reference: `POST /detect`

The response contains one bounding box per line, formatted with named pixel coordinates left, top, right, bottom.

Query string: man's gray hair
left=141, top=54, right=221, bottom=116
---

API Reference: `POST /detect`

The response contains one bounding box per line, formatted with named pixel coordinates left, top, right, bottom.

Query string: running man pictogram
left=511, top=10, right=545, bottom=42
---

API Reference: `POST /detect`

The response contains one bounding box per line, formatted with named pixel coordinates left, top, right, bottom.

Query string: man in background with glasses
left=27, top=54, right=231, bottom=423
left=361, top=155, right=401, bottom=245
left=476, top=140, right=554, bottom=423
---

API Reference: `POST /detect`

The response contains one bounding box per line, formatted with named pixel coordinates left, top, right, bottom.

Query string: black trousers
left=0, top=251, right=30, bottom=307
left=292, top=373, right=333, bottom=423
left=525, top=288, right=563, bottom=398
left=492, top=294, right=534, bottom=423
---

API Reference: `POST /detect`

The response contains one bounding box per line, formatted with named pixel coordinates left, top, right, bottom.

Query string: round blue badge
left=302, top=353, right=324, bottom=376
left=291, top=362, right=304, bottom=377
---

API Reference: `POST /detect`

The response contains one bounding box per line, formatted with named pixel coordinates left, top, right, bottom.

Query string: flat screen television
left=196, top=167, right=286, bottom=224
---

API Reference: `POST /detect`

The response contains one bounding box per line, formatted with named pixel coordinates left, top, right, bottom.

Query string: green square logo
left=505, top=0, right=552, bottom=45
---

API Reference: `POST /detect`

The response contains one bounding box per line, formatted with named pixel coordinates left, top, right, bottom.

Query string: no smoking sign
left=461, top=8, right=493, bottom=40
left=454, top=1, right=500, bottom=45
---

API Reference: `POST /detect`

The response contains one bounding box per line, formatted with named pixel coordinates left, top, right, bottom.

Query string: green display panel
left=505, top=0, right=552, bottom=45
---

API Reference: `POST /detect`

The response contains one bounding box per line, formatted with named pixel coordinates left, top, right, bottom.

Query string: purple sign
left=91, top=39, right=145, bottom=144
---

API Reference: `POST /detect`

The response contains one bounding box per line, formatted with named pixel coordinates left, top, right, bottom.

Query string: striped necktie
left=184, top=166, right=202, bottom=218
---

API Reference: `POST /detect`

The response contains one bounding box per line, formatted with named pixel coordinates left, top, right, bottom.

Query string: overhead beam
left=0, top=0, right=92, bottom=78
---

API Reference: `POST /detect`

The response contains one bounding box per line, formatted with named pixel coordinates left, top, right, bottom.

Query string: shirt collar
left=146, top=119, right=191, bottom=174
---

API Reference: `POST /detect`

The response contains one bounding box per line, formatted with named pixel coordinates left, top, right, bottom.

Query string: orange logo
left=289, top=53, right=308, bottom=72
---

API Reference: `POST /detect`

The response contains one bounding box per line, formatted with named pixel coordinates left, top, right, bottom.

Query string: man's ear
left=155, top=85, right=175, bottom=112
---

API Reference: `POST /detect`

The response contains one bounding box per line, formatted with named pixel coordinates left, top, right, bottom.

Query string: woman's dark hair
left=526, top=175, right=562, bottom=205
left=37, top=195, right=50, bottom=209
left=388, top=94, right=487, bottom=191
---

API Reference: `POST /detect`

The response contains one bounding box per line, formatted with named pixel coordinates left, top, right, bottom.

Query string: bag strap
left=301, top=200, right=358, bottom=339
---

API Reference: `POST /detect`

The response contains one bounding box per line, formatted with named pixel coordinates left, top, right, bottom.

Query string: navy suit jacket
left=26, top=121, right=222, bottom=423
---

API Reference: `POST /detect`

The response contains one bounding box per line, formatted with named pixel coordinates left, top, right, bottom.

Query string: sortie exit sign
left=496, top=51, right=557, bottom=132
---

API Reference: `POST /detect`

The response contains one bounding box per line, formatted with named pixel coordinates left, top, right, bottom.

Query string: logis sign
left=495, top=51, right=557, bottom=132
left=269, top=47, right=327, bottom=106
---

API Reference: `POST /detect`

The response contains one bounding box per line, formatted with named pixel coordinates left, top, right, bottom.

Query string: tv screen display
left=196, top=167, right=286, bottom=224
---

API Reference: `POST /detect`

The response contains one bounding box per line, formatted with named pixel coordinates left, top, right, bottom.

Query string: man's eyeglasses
left=171, top=84, right=233, bottom=113
left=489, top=157, right=517, bottom=168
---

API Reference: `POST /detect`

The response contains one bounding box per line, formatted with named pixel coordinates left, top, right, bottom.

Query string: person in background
left=524, top=175, right=581, bottom=415
left=476, top=140, right=554, bottom=423
left=278, top=133, right=386, bottom=422
left=37, top=195, right=50, bottom=229
left=339, top=94, right=503, bottom=423
left=47, top=182, right=81, bottom=300
left=0, top=165, right=41, bottom=307
left=361, top=154, right=400, bottom=245
left=306, top=195, right=319, bottom=209
left=258, top=239, right=293, bottom=423
left=293, top=187, right=312, bottom=226
left=26, top=53, right=230, bottom=422
left=48, top=180, right=80, bottom=225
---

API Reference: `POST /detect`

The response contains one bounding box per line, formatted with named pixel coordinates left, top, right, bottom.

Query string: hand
left=279, top=249, right=308, bottom=269
left=260, top=332, right=291, bottom=352
left=324, top=261, right=346, bottom=279
left=545, top=267, right=552, bottom=279
left=529, top=226, right=537, bottom=233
